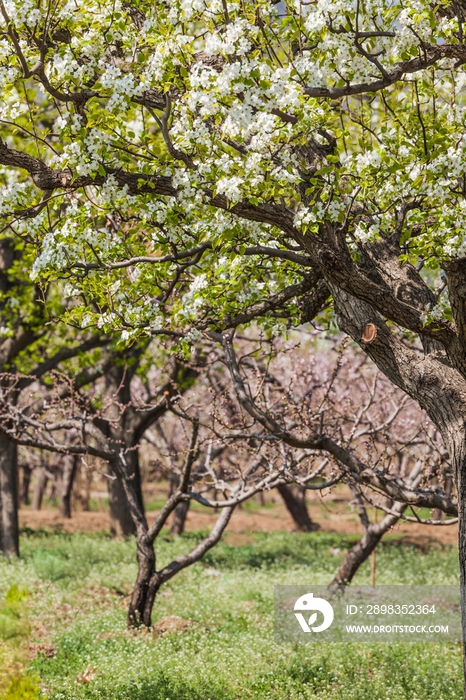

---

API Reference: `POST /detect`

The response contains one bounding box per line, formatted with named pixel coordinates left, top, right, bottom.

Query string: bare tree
left=215, top=332, right=457, bottom=585
left=0, top=333, right=456, bottom=626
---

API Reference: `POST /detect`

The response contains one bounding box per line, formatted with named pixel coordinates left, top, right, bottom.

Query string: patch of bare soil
left=19, top=509, right=111, bottom=533
left=28, top=642, right=56, bottom=660
left=152, top=616, right=197, bottom=635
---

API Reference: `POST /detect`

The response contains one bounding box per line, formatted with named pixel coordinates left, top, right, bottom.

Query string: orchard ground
left=0, top=487, right=462, bottom=700
left=18, top=483, right=459, bottom=545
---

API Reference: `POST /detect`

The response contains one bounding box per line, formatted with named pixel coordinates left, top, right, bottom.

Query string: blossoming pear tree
left=2, top=0, right=466, bottom=681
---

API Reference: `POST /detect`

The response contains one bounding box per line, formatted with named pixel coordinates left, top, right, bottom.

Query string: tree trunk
left=32, top=467, right=48, bottom=511
left=128, top=504, right=235, bottom=628
left=0, top=434, right=19, bottom=557
left=108, top=451, right=144, bottom=537
left=169, top=500, right=190, bottom=535
left=48, top=469, right=58, bottom=503
left=77, top=461, right=91, bottom=511
left=328, top=463, right=422, bottom=592
left=128, top=535, right=158, bottom=627
left=108, top=475, right=137, bottom=536
left=20, top=465, right=31, bottom=506
left=277, top=483, right=319, bottom=532
left=60, top=455, right=78, bottom=519
left=451, top=440, right=466, bottom=691
left=328, top=511, right=400, bottom=592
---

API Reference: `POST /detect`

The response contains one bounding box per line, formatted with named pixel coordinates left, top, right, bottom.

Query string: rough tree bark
left=108, top=446, right=144, bottom=537
left=108, top=473, right=139, bottom=537
left=0, top=434, right=19, bottom=557
left=277, top=483, right=319, bottom=532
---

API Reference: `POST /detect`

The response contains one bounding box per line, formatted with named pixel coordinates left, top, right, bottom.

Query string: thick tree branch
left=217, top=270, right=323, bottom=330
left=304, top=44, right=466, bottom=98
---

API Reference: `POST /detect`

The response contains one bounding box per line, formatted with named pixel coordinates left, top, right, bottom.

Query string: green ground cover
left=0, top=531, right=462, bottom=699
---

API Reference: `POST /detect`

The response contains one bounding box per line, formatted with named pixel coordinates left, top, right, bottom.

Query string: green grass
left=0, top=531, right=462, bottom=699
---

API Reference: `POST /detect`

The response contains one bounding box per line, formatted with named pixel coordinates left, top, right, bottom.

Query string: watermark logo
left=294, top=592, right=334, bottom=633
left=276, top=586, right=461, bottom=643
